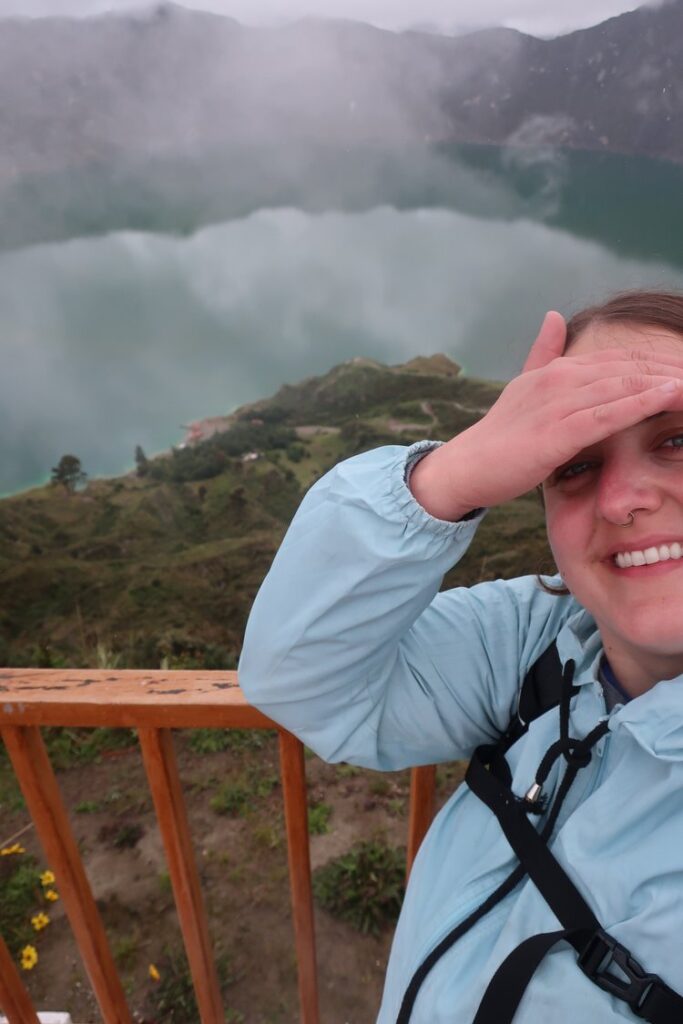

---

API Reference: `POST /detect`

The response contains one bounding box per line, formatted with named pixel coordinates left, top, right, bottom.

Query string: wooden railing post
left=279, top=732, right=319, bottom=1024
left=1, top=726, right=132, bottom=1024
left=407, top=765, right=437, bottom=879
left=0, top=670, right=442, bottom=1024
left=0, top=933, right=40, bottom=1024
left=138, top=727, right=225, bottom=1024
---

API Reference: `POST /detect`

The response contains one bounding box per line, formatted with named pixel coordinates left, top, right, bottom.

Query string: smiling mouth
left=614, top=542, right=683, bottom=568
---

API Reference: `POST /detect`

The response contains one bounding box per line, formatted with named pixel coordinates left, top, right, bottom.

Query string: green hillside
left=0, top=355, right=553, bottom=670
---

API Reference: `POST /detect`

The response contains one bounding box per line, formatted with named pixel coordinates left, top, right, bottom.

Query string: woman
left=239, top=291, right=683, bottom=1022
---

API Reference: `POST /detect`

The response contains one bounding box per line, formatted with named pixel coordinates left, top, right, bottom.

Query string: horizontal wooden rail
left=0, top=668, right=268, bottom=729
left=0, top=669, right=438, bottom=1024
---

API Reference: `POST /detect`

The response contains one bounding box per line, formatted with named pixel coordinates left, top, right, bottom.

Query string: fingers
left=538, top=356, right=683, bottom=394
left=522, top=311, right=566, bottom=373
left=564, top=372, right=683, bottom=412
left=566, top=379, right=683, bottom=446
left=569, top=346, right=683, bottom=371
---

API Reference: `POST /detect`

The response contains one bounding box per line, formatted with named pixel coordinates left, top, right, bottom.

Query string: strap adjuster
left=578, top=929, right=656, bottom=1016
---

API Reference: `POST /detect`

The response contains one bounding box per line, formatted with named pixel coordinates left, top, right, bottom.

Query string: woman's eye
left=557, top=460, right=593, bottom=480
left=661, top=434, right=683, bottom=450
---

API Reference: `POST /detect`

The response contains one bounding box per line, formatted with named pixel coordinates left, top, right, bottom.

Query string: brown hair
left=538, top=289, right=683, bottom=596
left=565, top=289, right=683, bottom=348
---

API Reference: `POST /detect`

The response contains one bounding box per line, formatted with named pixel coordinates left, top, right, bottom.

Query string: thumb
left=522, top=311, right=567, bottom=372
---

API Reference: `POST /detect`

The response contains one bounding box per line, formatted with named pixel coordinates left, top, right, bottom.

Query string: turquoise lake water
left=3, top=143, right=683, bottom=496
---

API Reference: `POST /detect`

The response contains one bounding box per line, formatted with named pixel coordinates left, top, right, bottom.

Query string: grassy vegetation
left=0, top=356, right=552, bottom=886
left=40, top=728, right=138, bottom=771
left=187, top=728, right=274, bottom=755
left=307, top=801, right=332, bottom=835
left=0, top=854, right=43, bottom=955
left=144, top=947, right=238, bottom=1024
left=1, top=353, right=551, bottom=676
left=313, top=838, right=406, bottom=935
left=210, top=767, right=279, bottom=818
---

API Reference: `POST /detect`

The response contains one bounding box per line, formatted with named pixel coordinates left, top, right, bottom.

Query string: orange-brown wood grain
left=138, top=727, right=225, bottom=1024
left=406, top=765, right=437, bottom=880
left=0, top=932, right=40, bottom=1024
left=279, top=732, right=319, bottom=1024
left=0, top=670, right=273, bottom=728
left=0, top=670, right=440, bottom=1024
left=1, top=725, right=132, bottom=1024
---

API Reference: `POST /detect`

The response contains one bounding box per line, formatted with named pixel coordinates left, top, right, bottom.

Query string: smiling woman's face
left=542, top=321, right=683, bottom=689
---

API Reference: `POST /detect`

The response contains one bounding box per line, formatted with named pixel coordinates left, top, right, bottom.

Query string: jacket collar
left=556, top=607, right=683, bottom=762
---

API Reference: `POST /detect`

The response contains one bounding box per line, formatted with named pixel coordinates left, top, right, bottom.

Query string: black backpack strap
left=397, top=651, right=683, bottom=1024
left=502, top=641, right=567, bottom=751
left=467, top=734, right=683, bottom=1024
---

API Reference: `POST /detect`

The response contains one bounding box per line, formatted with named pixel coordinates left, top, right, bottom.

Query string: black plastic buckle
left=578, top=930, right=656, bottom=1016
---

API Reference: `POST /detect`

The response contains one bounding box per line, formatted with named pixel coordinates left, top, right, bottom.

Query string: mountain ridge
left=0, top=355, right=548, bottom=671
left=0, top=0, right=681, bottom=179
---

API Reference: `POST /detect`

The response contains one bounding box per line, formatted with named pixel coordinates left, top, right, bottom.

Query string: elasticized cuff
left=388, top=440, right=487, bottom=537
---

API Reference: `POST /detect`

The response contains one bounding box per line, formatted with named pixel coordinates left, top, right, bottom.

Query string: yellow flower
left=45, top=889, right=60, bottom=902
left=148, top=963, right=161, bottom=982
left=31, top=912, right=50, bottom=932
left=1, top=843, right=25, bottom=856
left=20, top=945, right=38, bottom=970
left=40, top=870, right=56, bottom=886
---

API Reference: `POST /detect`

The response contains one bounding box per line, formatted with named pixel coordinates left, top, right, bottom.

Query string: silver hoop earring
left=618, top=511, right=636, bottom=528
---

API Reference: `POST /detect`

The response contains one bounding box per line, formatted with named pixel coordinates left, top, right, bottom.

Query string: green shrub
left=308, top=802, right=332, bottom=836
left=313, top=838, right=405, bottom=935
left=0, top=854, right=42, bottom=955
left=187, top=728, right=273, bottom=755
left=369, top=777, right=391, bottom=797
left=145, top=948, right=237, bottom=1023
left=210, top=780, right=252, bottom=817
left=209, top=767, right=278, bottom=817
left=43, top=727, right=138, bottom=770
left=113, top=933, right=139, bottom=970
left=0, top=768, right=25, bottom=813
left=75, top=800, right=102, bottom=814
left=286, top=443, right=306, bottom=462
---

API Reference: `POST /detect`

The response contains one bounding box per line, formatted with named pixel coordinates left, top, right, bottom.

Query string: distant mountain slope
left=0, top=355, right=550, bottom=670
left=0, top=0, right=681, bottom=190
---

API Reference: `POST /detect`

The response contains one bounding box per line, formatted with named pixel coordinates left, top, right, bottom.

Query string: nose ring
left=617, top=511, right=636, bottom=528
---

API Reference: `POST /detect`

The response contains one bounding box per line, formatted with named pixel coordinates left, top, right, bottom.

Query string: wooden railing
left=0, top=669, right=437, bottom=1024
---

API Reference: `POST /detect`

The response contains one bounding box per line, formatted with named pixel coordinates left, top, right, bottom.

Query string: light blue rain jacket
left=239, top=442, right=683, bottom=1023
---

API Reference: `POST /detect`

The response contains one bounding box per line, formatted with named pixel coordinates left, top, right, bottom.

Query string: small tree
left=135, top=444, right=149, bottom=477
left=51, top=454, right=87, bottom=495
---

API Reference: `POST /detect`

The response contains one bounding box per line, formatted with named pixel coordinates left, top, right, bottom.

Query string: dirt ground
left=2, top=732, right=465, bottom=1023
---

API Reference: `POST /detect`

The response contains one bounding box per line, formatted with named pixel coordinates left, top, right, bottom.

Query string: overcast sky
left=0, top=0, right=666, bottom=38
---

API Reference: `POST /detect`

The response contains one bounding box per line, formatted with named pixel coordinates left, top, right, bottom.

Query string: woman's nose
left=596, top=455, right=661, bottom=525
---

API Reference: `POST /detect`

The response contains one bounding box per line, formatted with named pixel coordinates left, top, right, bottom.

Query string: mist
left=2, top=0, right=683, bottom=496
left=0, top=0, right=667, bottom=39
left=3, top=206, right=682, bottom=496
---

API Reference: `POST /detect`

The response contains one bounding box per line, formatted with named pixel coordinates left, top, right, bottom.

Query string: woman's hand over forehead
left=409, top=313, right=683, bottom=521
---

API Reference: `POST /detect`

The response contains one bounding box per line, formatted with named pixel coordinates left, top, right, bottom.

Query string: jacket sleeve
left=238, top=442, right=573, bottom=770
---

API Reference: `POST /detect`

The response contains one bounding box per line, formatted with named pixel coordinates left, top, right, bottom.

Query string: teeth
left=615, top=543, right=683, bottom=568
